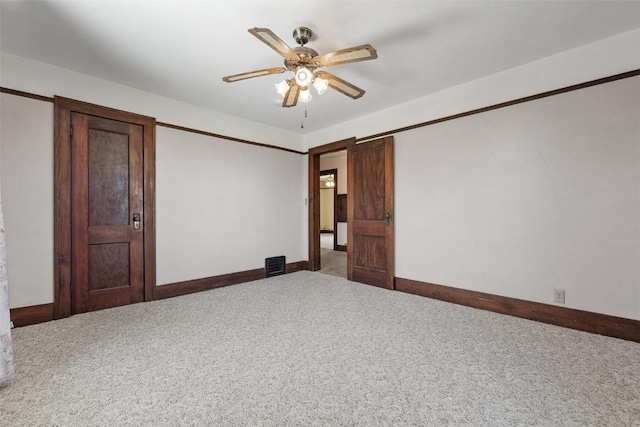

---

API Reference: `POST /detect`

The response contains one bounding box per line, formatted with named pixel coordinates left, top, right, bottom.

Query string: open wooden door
left=347, top=136, right=394, bottom=289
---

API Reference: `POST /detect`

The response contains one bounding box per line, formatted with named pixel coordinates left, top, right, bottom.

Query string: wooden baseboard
left=10, top=303, right=54, bottom=327
left=287, top=260, right=308, bottom=273
left=395, top=277, right=640, bottom=343
left=336, top=245, right=347, bottom=252
left=9, top=262, right=309, bottom=327
left=155, top=261, right=309, bottom=300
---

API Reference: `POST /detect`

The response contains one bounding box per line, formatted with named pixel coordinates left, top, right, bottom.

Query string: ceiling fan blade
left=222, top=67, right=286, bottom=83
left=282, top=82, right=300, bottom=107
left=315, top=71, right=366, bottom=99
left=311, top=44, right=377, bottom=67
left=248, top=27, right=300, bottom=61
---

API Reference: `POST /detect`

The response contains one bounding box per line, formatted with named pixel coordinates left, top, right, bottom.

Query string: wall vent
left=265, top=256, right=286, bottom=278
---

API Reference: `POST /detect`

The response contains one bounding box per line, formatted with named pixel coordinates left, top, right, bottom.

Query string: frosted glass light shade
left=312, top=77, right=328, bottom=95
left=295, top=67, right=313, bottom=87
left=275, top=80, right=289, bottom=97
left=299, top=88, right=313, bottom=103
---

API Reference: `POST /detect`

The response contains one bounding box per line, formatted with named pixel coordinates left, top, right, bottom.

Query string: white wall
left=2, top=28, right=638, bottom=320
left=0, top=94, right=307, bottom=308
left=0, top=52, right=303, bottom=152
left=305, top=28, right=640, bottom=150
left=319, top=189, right=334, bottom=231
left=156, top=126, right=306, bottom=285
left=0, top=94, right=54, bottom=308
left=300, top=28, right=640, bottom=320
left=395, top=76, right=640, bottom=320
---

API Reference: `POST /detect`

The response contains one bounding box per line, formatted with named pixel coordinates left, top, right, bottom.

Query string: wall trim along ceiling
left=3, top=67, right=639, bottom=154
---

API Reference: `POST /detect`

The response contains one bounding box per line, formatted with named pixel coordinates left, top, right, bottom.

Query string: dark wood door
left=71, top=113, right=144, bottom=313
left=347, top=136, right=394, bottom=289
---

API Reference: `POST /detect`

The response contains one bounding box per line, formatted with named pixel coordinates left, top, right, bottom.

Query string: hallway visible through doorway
left=320, top=233, right=334, bottom=249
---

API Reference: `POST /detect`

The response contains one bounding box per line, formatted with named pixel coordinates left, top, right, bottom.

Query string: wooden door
left=347, top=136, right=394, bottom=289
left=70, top=113, right=144, bottom=313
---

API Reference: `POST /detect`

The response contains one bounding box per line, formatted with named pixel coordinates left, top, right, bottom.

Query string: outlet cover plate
left=553, top=289, right=565, bottom=304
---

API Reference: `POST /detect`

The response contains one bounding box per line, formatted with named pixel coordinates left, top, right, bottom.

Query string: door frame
left=53, top=96, right=156, bottom=319
left=319, top=168, right=338, bottom=250
left=308, top=137, right=355, bottom=271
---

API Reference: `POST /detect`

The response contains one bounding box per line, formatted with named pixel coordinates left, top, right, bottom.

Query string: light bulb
left=299, top=88, right=313, bottom=103
left=313, top=77, right=328, bottom=95
left=295, top=67, right=313, bottom=87
left=274, top=80, right=289, bottom=97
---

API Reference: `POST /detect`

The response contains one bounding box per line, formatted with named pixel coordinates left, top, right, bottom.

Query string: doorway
left=53, top=97, right=156, bottom=318
left=309, top=136, right=395, bottom=290
left=319, top=166, right=346, bottom=278
left=308, top=138, right=355, bottom=271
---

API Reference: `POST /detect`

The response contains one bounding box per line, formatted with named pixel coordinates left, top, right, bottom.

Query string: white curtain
left=0, top=200, right=14, bottom=386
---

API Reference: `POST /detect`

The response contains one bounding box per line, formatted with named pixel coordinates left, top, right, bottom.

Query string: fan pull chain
left=301, top=108, right=308, bottom=129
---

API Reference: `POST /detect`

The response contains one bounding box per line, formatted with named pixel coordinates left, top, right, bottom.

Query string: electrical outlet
left=553, top=289, right=565, bottom=304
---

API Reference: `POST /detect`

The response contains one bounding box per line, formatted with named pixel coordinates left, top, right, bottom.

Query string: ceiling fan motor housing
left=285, top=46, right=319, bottom=70
left=293, top=27, right=313, bottom=46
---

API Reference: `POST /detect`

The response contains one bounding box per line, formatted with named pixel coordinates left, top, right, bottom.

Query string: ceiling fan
left=222, top=27, right=378, bottom=107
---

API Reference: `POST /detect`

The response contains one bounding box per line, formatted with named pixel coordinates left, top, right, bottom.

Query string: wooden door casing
left=71, top=113, right=144, bottom=313
left=308, top=138, right=356, bottom=271
left=347, top=136, right=394, bottom=289
left=54, top=96, right=156, bottom=319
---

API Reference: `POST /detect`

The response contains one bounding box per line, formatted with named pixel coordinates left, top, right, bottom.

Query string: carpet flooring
left=1, top=271, right=639, bottom=426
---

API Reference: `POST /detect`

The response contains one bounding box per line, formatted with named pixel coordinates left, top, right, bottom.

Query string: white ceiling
left=2, top=1, right=640, bottom=135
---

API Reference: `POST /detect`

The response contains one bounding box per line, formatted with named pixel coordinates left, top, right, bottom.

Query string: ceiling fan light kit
left=312, top=77, right=329, bottom=95
left=222, top=26, right=378, bottom=108
left=299, top=87, right=313, bottom=103
left=274, top=80, right=291, bottom=97
left=294, top=66, right=314, bottom=87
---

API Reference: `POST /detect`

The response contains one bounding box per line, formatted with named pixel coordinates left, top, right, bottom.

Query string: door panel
left=88, top=129, right=130, bottom=225
left=348, top=136, right=394, bottom=289
left=71, top=113, right=144, bottom=313
left=88, top=243, right=130, bottom=290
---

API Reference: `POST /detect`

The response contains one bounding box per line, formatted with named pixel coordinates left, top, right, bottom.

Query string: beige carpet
left=1, top=271, right=639, bottom=426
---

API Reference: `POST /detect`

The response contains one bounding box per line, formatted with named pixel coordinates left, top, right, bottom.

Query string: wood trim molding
left=157, top=122, right=306, bottom=155
left=155, top=261, right=308, bottom=300
left=0, top=87, right=305, bottom=155
left=54, top=96, right=157, bottom=318
left=6, top=68, right=640, bottom=152
left=287, top=261, right=308, bottom=273
left=0, top=87, right=54, bottom=103
left=309, top=138, right=354, bottom=156
left=10, top=262, right=308, bottom=327
left=10, top=303, right=54, bottom=327
left=395, top=277, right=640, bottom=343
left=7, top=68, right=639, bottom=154
left=155, top=269, right=264, bottom=300
left=355, top=69, right=640, bottom=143
left=308, top=138, right=356, bottom=271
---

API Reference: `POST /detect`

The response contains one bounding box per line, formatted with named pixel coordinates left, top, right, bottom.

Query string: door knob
left=133, top=213, right=141, bottom=230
